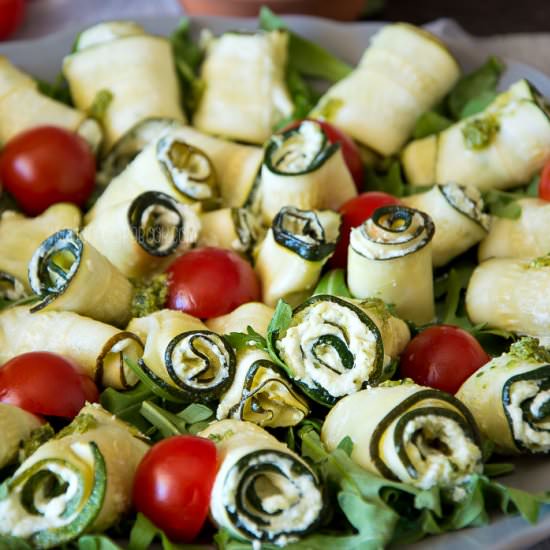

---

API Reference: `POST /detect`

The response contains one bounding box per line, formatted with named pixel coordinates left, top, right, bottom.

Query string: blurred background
left=1, top=0, right=548, bottom=41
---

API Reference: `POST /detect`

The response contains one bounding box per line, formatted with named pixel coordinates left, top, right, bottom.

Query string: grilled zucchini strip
left=193, top=31, right=293, bottom=144
left=0, top=271, right=28, bottom=303
left=403, top=183, right=490, bottom=267
left=0, top=307, right=142, bottom=389
left=260, top=120, right=357, bottom=224
left=0, top=404, right=148, bottom=548
left=63, top=21, right=185, bottom=150
left=348, top=205, right=435, bottom=324
left=255, top=207, right=341, bottom=307
left=478, top=198, right=550, bottom=261
left=313, top=24, right=459, bottom=155
left=403, top=80, right=550, bottom=190
left=217, top=349, right=309, bottom=428
left=28, top=229, right=133, bottom=326
left=206, top=302, right=275, bottom=337
left=198, top=207, right=262, bottom=255
left=0, top=404, right=42, bottom=469
left=0, top=56, right=101, bottom=150
left=199, top=420, right=323, bottom=545
left=0, top=204, right=81, bottom=291
left=274, top=295, right=406, bottom=405
left=466, top=256, right=550, bottom=341
left=127, top=310, right=235, bottom=401
left=82, top=191, right=200, bottom=278
left=457, top=338, right=550, bottom=455
left=322, top=382, right=483, bottom=491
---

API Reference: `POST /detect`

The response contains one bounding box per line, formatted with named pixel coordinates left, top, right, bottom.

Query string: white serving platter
left=1, top=14, right=550, bottom=550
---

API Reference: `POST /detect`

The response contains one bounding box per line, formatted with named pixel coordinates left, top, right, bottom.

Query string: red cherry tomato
left=0, top=352, right=99, bottom=418
left=133, top=435, right=218, bottom=542
left=330, top=191, right=401, bottom=268
left=400, top=325, right=491, bottom=394
left=0, top=126, right=96, bottom=215
left=538, top=160, right=550, bottom=201
left=283, top=119, right=364, bottom=191
left=166, top=247, right=261, bottom=319
left=0, top=0, right=25, bottom=40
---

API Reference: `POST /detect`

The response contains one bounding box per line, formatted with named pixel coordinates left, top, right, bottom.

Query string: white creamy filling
left=441, top=182, right=490, bottom=230
left=402, top=414, right=482, bottom=492
left=277, top=301, right=378, bottom=397
left=140, top=204, right=181, bottom=253
left=0, top=277, right=26, bottom=301
left=507, top=380, right=550, bottom=451
left=222, top=452, right=322, bottom=545
left=272, top=121, right=325, bottom=173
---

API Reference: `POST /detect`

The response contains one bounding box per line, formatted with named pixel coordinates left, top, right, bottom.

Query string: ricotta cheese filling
left=139, top=204, right=182, bottom=254
left=440, top=182, right=490, bottom=230
left=0, top=273, right=26, bottom=301
left=277, top=300, right=379, bottom=397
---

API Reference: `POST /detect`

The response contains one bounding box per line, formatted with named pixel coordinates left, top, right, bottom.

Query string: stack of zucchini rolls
left=1, top=12, right=550, bottom=550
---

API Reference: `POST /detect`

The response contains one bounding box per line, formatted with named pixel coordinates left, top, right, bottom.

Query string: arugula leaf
left=447, top=57, right=505, bottom=119
left=460, top=89, right=498, bottom=118
left=259, top=7, right=352, bottom=82
left=266, top=299, right=293, bottom=369
left=337, top=436, right=354, bottom=456
left=100, top=382, right=154, bottom=432
left=140, top=401, right=214, bottom=438
left=482, top=189, right=523, bottom=219
left=88, top=89, right=113, bottom=120
left=364, top=160, right=405, bottom=197
left=0, top=294, right=40, bottom=312
left=77, top=535, right=124, bottom=550
left=484, top=463, right=515, bottom=477
left=225, top=326, right=268, bottom=353
left=35, top=73, right=72, bottom=105
left=0, top=536, right=33, bottom=549
left=313, top=269, right=352, bottom=298
left=412, top=111, right=453, bottom=139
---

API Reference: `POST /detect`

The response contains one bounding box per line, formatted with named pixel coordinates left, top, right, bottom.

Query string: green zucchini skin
left=0, top=271, right=27, bottom=302
left=272, top=207, right=339, bottom=261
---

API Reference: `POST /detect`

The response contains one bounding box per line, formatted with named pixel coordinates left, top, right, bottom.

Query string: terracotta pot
left=179, top=0, right=366, bottom=21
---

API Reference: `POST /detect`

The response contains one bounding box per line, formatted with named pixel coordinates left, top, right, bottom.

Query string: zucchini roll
left=87, top=130, right=218, bottom=222
left=0, top=403, right=42, bottom=469
left=466, top=256, right=550, bottom=341
left=403, top=80, right=550, bottom=191
left=322, top=382, right=483, bottom=492
left=0, top=204, right=81, bottom=290
left=457, top=338, right=550, bottom=455
left=28, top=229, right=133, bottom=326
left=0, top=404, right=148, bottom=547
left=127, top=310, right=235, bottom=401
left=260, top=120, right=357, bottom=224
left=63, top=21, right=185, bottom=150
left=198, top=207, right=262, bottom=256
left=255, top=206, right=341, bottom=307
left=0, top=307, right=142, bottom=389
left=82, top=191, right=200, bottom=278
left=478, top=198, right=550, bottom=261
left=0, top=271, right=27, bottom=303
left=274, top=295, right=408, bottom=405
left=313, top=24, right=459, bottom=155
left=217, top=349, right=309, bottom=428
left=193, top=31, right=293, bottom=145
left=0, top=56, right=101, bottom=149
left=347, top=205, right=435, bottom=324
left=206, top=302, right=275, bottom=337
left=403, top=183, right=490, bottom=267
left=199, top=420, right=323, bottom=545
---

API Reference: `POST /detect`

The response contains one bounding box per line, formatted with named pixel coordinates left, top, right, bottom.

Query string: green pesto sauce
left=208, top=429, right=235, bottom=444
left=509, top=337, right=550, bottom=364
left=311, top=97, right=344, bottom=122
left=529, top=254, right=550, bottom=269
left=88, top=88, right=114, bottom=120
left=461, top=115, right=500, bottom=150
left=131, top=273, right=169, bottom=318
left=380, top=378, right=416, bottom=388
left=56, top=414, right=98, bottom=440
left=20, top=424, right=55, bottom=461
left=358, top=297, right=391, bottom=322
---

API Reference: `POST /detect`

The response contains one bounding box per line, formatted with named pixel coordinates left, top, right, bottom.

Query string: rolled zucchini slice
left=322, top=381, right=483, bottom=491
left=0, top=307, right=143, bottom=389
left=403, top=80, right=550, bottom=191
left=348, top=205, right=435, bottom=324
left=198, top=207, right=262, bottom=256
left=199, top=419, right=323, bottom=545
left=127, top=310, right=235, bottom=401
left=28, top=229, right=133, bottom=326
left=466, top=256, right=550, bottom=341
left=403, top=183, right=490, bottom=267
left=82, top=191, right=200, bottom=278
left=206, top=302, right=275, bottom=337
left=63, top=21, right=185, bottom=150
left=457, top=338, right=550, bottom=455
left=217, top=349, right=309, bottom=428
left=0, top=56, right=102, bottom=150
left=0, top=204, right=82, bottom=291
left=260, top=120, right=357, bottom=224
left=0, top=271, right=28, bottom=303
left=0, top=404, right=148, bottom=547
left=274, top=295, right=397, bottom=405
left=193, top=31, right=293, bottom=145
left=255, top=206, right=341, bottom=307
left=312, top=24, right=460, bottom=155
left=478, top=198, right=550, bottom=261
left=0, top=403, right=43, bottom=469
